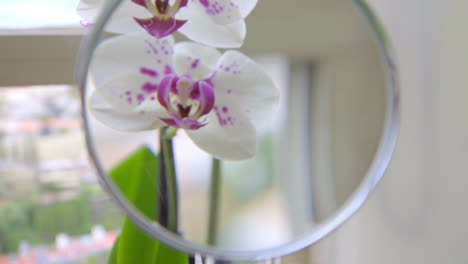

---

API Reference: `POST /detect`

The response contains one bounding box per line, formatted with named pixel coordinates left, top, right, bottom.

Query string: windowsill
left=0, top=27, right=86, bottom=36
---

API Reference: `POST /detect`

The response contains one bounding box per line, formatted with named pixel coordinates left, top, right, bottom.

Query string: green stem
left=207, top=158, right=222, bottom=246
left=160, top=127, right=179, bottom=232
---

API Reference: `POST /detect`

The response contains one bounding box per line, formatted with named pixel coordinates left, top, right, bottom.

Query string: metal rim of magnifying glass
left=75, top=0, right=399, bottom=261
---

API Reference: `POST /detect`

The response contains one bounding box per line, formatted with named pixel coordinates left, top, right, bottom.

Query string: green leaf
left=117, top=218, right=160, bottom=263
left=110, top=146, right=159, bottom=200
left=156, top=244, right=189, bottom=264
left=108, top=145, right=188, bottom=264
left=107, top=237, right=119, bottom=264
left=110, top=146, right=160, bottom=264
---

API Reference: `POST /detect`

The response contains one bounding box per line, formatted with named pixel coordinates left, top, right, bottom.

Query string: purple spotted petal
left=186, top=109, right=257, bottom=160
left=134, top=16, right=187, bottom=38
left=161, top=113, right=206, bottom=130
left=195, top=0, right=243, bottom=25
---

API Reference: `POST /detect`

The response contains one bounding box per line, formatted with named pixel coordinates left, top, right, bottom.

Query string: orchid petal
left=89, top=89, right=166, bottom=132
left=211, top=50, right=280, bottom=126
left=187, top=109, right=256, bottom=160
left=177, top=9, right=246, bottom=48
left=184, top=0, right=243, bottom=25
left=92, top=73, right=165, bottom=115
left=236, top=0, right=258, bottom=17
left=172, top=42, right=221, bottom=77
left=77, top=0, right=148, bottom=34
left=91, top=33, right=174, bottom=86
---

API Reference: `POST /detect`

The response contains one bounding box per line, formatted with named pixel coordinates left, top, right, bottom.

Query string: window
left=0, top=0, right=81, bottom=31
left=0, top=85, right=122, bottom=262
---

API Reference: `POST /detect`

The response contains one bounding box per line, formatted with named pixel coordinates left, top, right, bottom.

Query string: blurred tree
left=0, top=202, right=34, bottom=253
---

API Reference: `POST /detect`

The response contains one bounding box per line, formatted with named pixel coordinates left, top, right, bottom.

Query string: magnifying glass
left=75, top=0, right=399, bottom=262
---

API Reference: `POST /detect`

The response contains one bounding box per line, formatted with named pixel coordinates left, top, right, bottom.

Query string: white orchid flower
left=88, top=33, right=279, bottom=160
left=77, top=0, right=258, bottom=48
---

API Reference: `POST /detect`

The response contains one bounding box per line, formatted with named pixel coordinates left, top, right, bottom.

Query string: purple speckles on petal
left=140, top=67, right=159, bottom=78
left=219, top=61, right=240, bottom=74
left=199, top=0, right=210, bottom=7
left=227, top=89, right=232, bottom=94
left=200, top=0, right=238, bottom=18
left=164, top=65, right=173, bottom=74
left=121, top=90, right=134, bottom=104
left=142, top=82, right=158, bottom=93
left=213, top=105, right=235, bottom=127
left=225, top=61, right=241, bottom=73
left=145, top=39, right=159, bottom=55
left=137, top=93, right=145, bottom=104
left=191, top=59, right=200, bottom=69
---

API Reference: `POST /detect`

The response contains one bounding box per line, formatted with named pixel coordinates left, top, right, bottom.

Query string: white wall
left=305, top=1, right=468, bottom=263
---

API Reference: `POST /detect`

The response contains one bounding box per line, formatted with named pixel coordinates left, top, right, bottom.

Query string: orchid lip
left=160, top=113, right=207, bottom=130
left=155, top=72, right=215, bottom=129
left=131, top=0, right=190, bottom=38
left=134, top=16, right=187, bottom=38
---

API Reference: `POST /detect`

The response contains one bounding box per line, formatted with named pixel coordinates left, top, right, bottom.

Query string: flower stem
left=158, top=141, right=168, bottom=227
left=207, top=158, right=222, bottom=246
left=159, top=127, right=179, bottom=232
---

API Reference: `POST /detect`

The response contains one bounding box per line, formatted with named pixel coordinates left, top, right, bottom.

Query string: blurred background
left=0, top=0, right=467, bottom=263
